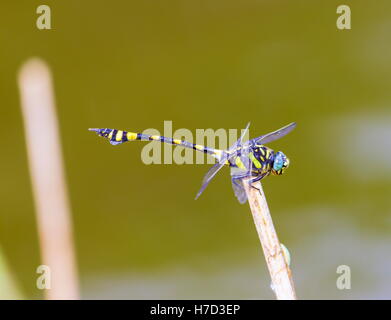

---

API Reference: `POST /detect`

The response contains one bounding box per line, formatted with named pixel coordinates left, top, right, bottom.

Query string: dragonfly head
left=271, top=151, right=290, bottom=175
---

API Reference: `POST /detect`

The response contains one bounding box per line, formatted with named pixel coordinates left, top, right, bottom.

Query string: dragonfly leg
left=249, top=176, right=263, bottom=191
left=231, top=171, right=257, bottom=189
left=245, top=173, right=267, bottom=191
left=231, top=174, right=248, bottom=189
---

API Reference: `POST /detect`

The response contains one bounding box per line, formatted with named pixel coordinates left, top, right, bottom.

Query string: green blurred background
left=1, top=0, right=391, bottom=299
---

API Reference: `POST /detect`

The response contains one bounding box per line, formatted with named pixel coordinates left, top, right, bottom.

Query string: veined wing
left=253, top=122, right=296, bottom=145
left=195, top=122, right=250, bottom=200
left=227, top=122, right=251, bottom=156
left=231, top=177, right=247, bottom=204
left=195, top=162, right=226, bottom=200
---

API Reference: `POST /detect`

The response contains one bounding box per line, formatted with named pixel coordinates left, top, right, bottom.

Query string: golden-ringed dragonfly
left=89, top=122, right=296, bottom=204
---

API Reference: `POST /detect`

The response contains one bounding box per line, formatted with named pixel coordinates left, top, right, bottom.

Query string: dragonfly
left=89, top=122, right=296, bottom=204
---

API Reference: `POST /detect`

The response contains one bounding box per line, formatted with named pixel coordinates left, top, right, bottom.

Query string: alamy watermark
left=36, top=5, right=51, bottom=30
left=35, top=4, right=351, bottom=31
left=336, top=264, right=351, bottom=290
left=139, top=121, right=249, bottom=165
left=336, top=5, right=351, bottom=30
left=36, top=265, right=51, bottom=290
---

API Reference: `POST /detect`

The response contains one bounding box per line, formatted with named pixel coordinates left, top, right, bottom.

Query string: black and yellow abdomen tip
left=89, top=128, right=141, bottom=146
left=89, top=128, right=110, bottom=137
left=89, top=128, right=120, bottom=145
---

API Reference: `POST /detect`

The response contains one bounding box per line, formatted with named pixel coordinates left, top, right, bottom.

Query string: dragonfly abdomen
left=89, top=128, right=223, bottom=157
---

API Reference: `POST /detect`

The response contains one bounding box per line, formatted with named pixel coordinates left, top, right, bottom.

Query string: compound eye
left=273, top=154, right=284, bottom=171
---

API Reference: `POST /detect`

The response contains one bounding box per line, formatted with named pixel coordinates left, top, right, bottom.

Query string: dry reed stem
left=18, top=58, right=79, bottom=299
left=243, top=180, right=297, bottom=300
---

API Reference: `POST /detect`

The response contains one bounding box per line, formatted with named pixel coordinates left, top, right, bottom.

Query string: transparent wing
left=254, top=122, right=296, bottom=145
left=195, top=122, right=250, bottom=200
left=229, top=122, right=250, bottom=153
left=230, top=176, right=247, bottom=204
left=195, top=162, right=226, bottom=200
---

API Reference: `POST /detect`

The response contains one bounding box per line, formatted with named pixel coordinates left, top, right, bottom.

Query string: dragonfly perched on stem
left=89, top=122, right=296, bottom=204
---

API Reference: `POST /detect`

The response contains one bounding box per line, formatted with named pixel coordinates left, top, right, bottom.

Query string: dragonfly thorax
left=251, top=145, right=274, bottom=171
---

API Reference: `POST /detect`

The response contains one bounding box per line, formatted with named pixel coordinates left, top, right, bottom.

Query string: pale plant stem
left=18, top=58, right=79, bottom=300
left=243, top=180, right=297, bottom=300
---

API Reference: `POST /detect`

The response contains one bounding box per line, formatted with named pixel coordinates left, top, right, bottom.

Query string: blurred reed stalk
left=243, top=180, right=297, bottom=300
left=18, top=58, right=79, bottom=300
